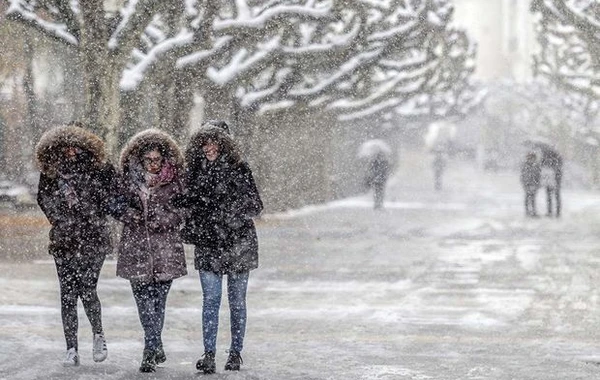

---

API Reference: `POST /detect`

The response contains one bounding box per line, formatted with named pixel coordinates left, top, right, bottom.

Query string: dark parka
left=365, top=152, right=390, bottom=188
left=36, top=125, right=117, bottom=258
left=116, top=129, right=187, bottom=282
left=182, top=125, right=263, bottom=274
left=520, top=153, right=541, bottom=193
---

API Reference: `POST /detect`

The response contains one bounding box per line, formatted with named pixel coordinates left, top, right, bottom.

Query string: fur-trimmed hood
left=120, top=129, right=184, bottom=174
left=35, top=125, right=106, bottom=177
left=186, top=122, right=242, bottom=170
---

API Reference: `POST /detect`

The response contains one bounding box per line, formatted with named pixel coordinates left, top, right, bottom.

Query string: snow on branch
left=533, top=0, right=600, bottom=120
left=121, top=29, right=195, bottom=91
left=329, top=59, right=435, bottom=111
left=176, top=36, right=232, bottom=69
left=207, top=36, right=281, bottom=86
left=317, top=2, right=479, bottom=122
left=108, top=0, right=164, bottom=53
left=289, top=48, right=383, bottom=97
left=535, top=0, right=600, bottom=42
left=367, top=20, right=419, bottom=42
left=108, top=0, right=141, bottom=49
left=6, top=0, right=79, bottom=45
left=239, top=68, right=294, bottom=107
left=214, top=4, right=332, bottom=32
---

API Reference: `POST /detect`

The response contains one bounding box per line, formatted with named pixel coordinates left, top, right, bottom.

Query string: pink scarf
left=147, top=160, right=176, bottom=187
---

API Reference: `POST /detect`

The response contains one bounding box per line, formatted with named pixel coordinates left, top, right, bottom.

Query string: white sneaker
left=93, top=332, right=108, bottom=362
left=63, top=348, right=80, bottom=367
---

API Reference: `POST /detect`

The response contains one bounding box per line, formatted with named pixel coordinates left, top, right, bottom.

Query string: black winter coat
left=365, top=153, right=390, bottom=188
left=520, top=159, right=541, bottom=193
left=37, top=162, right=118, bottom=258
left=35, top=125, right=119, bottom=258
left=182, top=160, right=263, bottom=274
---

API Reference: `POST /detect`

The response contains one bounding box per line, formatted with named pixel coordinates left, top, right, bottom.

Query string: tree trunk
left=21, top=35, right=37, bottom=177
left=171, top=72, right=195, bottom=142
left=81, top=54, right=122, bottom=158
left=157, top=69, right=175, bottom=137
left=119, top=89, right=145, bottom=147
left=80, top=1, right=121, bottom=158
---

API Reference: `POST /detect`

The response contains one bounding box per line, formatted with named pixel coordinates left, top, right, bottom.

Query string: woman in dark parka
left=117, top=129, right=187, bottom=373
left=36, top=123, right=115, bottom=366
left=181, top=120, right=263, bottom=374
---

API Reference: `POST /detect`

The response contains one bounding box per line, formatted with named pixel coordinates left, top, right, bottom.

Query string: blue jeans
left=131, top=280, right=172, bottom=351
left=199, top=271, right=249, bottom=353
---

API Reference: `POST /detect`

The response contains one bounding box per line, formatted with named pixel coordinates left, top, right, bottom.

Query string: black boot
left=139, top=349, right=156, bottom=373
left=224, top=350, right=243, bottom=371
left=154, top=344, right=166, bottom=364
left=196, top=351, right=216, bottom=374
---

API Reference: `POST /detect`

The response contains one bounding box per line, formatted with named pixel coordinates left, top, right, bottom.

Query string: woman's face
left=202, top=140, right=220, bottom=162
left=62, top=146, right=80, bottom=161
left=142, top=150, right=163, bottom=174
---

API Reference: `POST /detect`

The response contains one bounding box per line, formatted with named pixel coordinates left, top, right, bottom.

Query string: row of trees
left=532, top=0, right=600, bottom=133
left=5, top=0, right=479, bottom=157
left=482, top=0, right=600, bottom=186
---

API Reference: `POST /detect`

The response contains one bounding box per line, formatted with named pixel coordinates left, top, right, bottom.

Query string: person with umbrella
left=358, top=139, right=392, bottom=210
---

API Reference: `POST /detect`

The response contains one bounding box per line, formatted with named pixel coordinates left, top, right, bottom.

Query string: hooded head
left=120, top=129, right=184, bottom=183
left=186, top=120, right=241, bottom=171
left=35, top=123, right=106, bottom=177
left=525, top=151, right=538, bottom=163
left=202, top=119, right=232, bottom=135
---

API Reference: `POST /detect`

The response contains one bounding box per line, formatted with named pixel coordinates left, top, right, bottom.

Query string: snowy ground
left=3, top=150, right=600, bottom=379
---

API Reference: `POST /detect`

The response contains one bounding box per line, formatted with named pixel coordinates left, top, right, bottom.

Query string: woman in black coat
left=180, top=120, right=263, bottom=374
left=36, top=123, right=118, bottom=366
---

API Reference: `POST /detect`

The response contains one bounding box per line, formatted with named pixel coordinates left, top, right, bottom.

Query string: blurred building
left=450, top=1, right=539, bottom=172
left=454, top=0, right=537, bottom=82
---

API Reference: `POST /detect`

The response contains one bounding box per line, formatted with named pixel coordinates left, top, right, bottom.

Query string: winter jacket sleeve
left=146, top=185, right=184, bottom=233
left=175, top=167, right=212, bottom=209
left=226, top=162, right=263, bottom=222
left=37, top=173, right=65, bottom=225
left=113, top=177, right=145, bottom=226
left=98, top=163, right=127, bottom=219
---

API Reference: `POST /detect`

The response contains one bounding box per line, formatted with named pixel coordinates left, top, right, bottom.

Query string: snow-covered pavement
left=2, top=153, right=600, bottom=379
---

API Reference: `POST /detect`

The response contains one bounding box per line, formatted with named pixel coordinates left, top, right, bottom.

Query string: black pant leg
left=79, top=254, right=105, bottom=334
left=55, top=257, right=80, bottom=350
left=151, top=281, right=172, bottom=347
left=373, top=181, right=385, bottom=209
left=546, top=187, right=553, bottom=216
left=556, top=186, right=561, bottom=217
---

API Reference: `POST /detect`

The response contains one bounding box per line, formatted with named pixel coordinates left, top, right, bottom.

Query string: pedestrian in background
left=538, top=144, right=563, bottom=217
left=522, top=140, right=563, bottom=217
left=520, top=150, right=541, bottom=217
left=179, top=120, right=263, bottom=374
left=116, top=129, right=187, bottom=373
left=365, top=151, right=391, bottom=209
left=36, top=123, right=116, bottom=366
left=432, top=150, right=447, bottom=191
